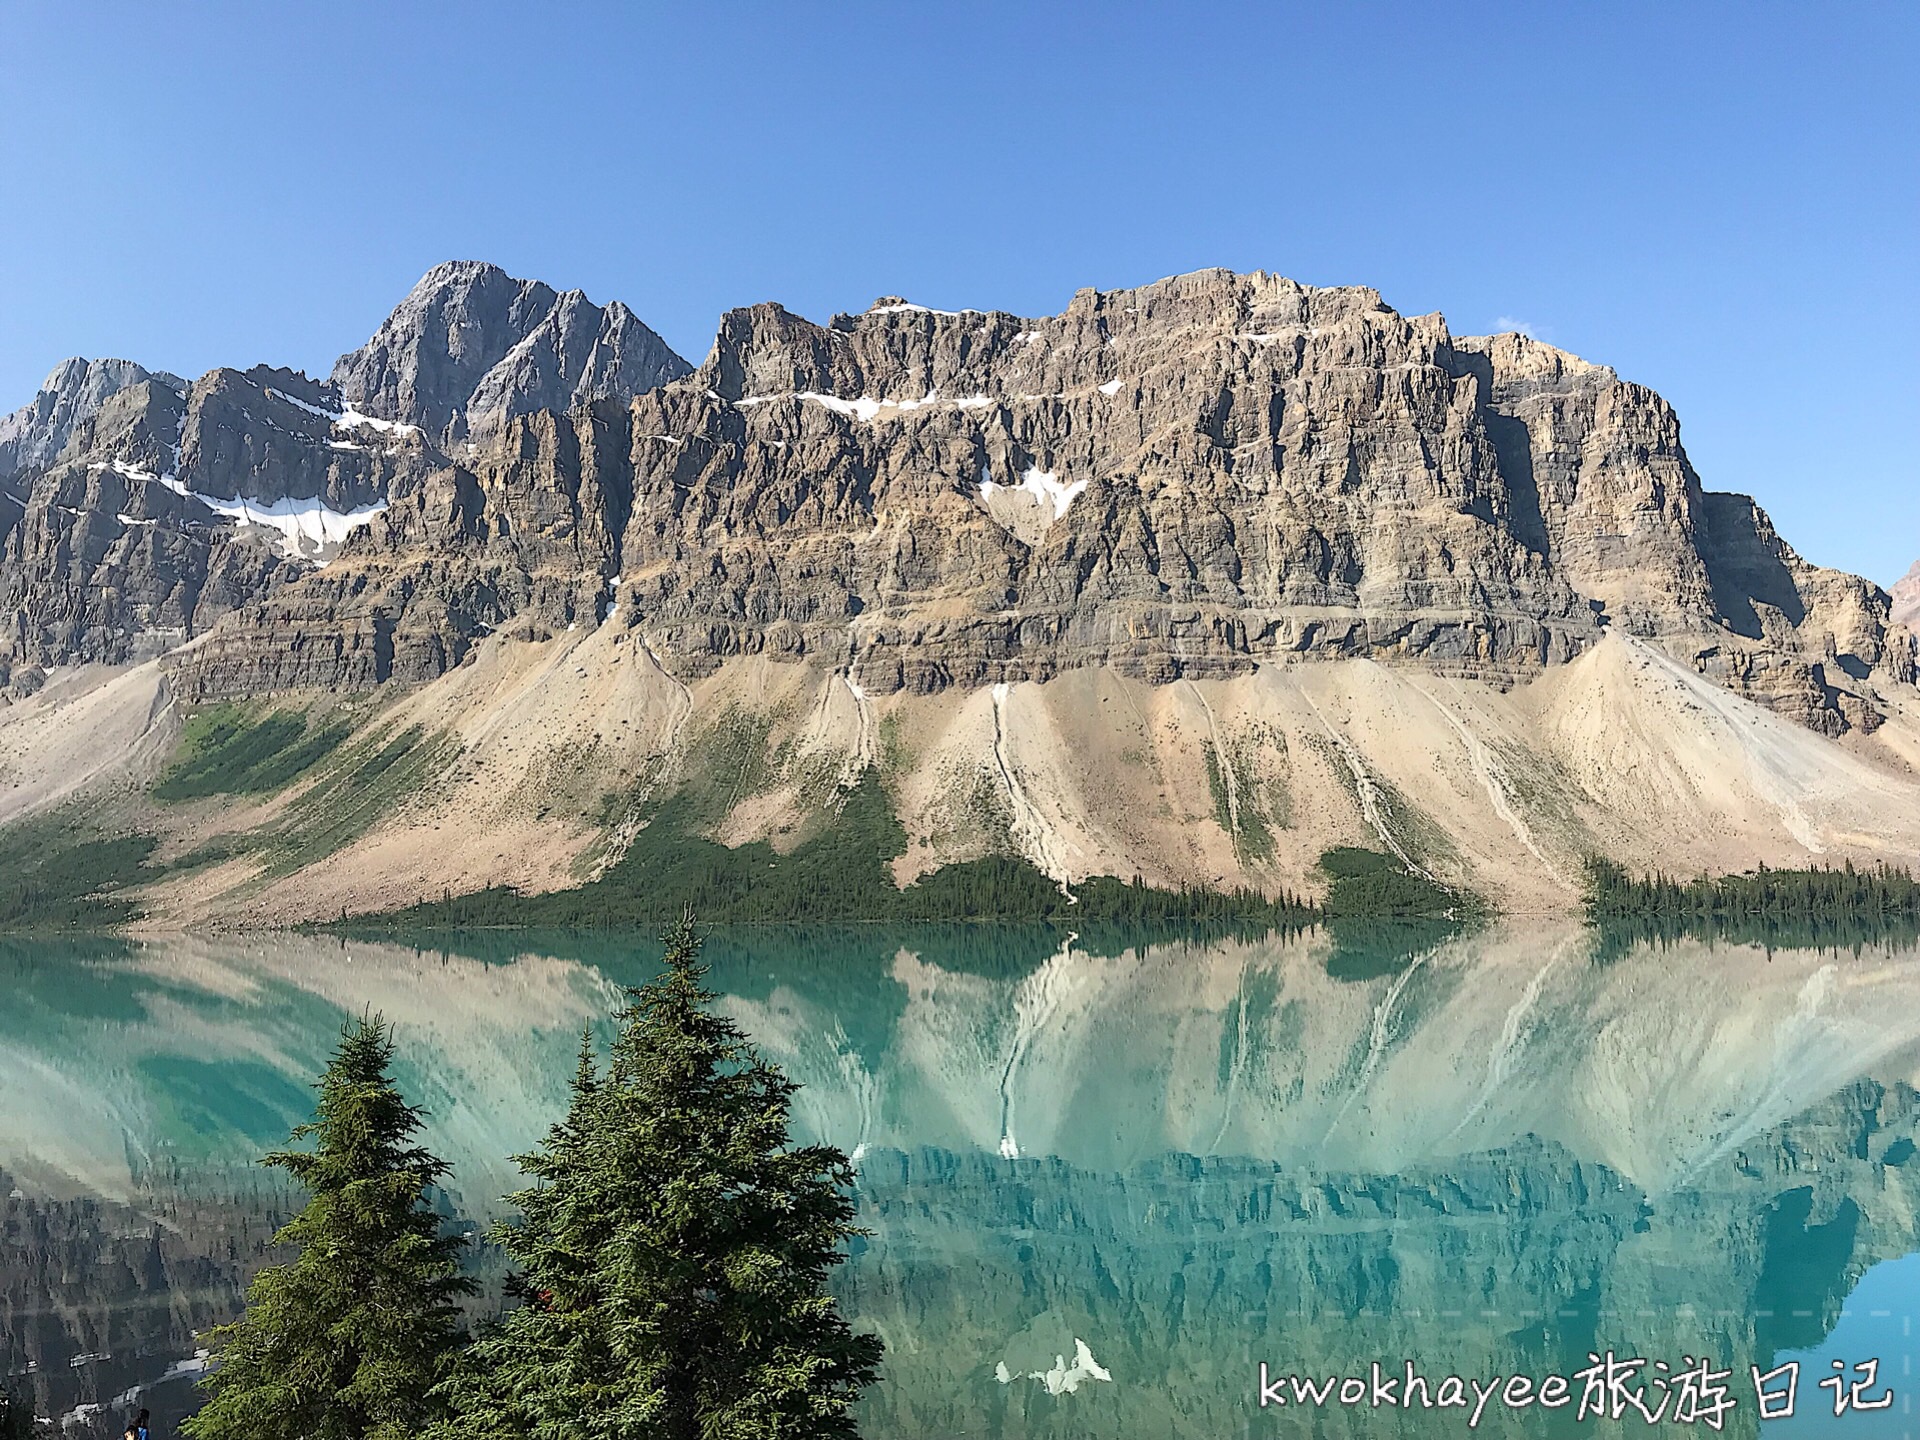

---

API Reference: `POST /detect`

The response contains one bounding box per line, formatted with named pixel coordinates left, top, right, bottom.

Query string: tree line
left=1584, top=856, right=1920, bottom=953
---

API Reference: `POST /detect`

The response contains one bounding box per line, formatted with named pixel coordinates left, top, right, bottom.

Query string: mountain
left=0, top=264, right=692, bottom=687
left=178, top=270, right=1907, bottom=732
left=330, top=259, right=692, bottom=446
left=0, top=356, right=187, bottom=482
left=0, top=265, right=1915, bottom=921
left=1891, top=558, right=1920, bottom=629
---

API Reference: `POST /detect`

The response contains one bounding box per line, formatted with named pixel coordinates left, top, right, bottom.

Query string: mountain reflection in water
left=2, top=923, right=1918, bottom=1438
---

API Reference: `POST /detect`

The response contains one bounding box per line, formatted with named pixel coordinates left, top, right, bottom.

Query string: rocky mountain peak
left=0, top=355, right=186, bottom=480
left=0, top=261, right=699, bottom=676
left=1, top=264, right=1908, bottom=754
left=330, top=260, right=691, bottom=445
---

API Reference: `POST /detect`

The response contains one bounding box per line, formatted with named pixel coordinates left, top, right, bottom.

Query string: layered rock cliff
left=0, top=265, right=691, bottom=679
left=177, top=269, right=1910, bottom=740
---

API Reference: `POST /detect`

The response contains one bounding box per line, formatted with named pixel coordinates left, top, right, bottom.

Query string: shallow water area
left=3, top=922, right=1919, bottom=1437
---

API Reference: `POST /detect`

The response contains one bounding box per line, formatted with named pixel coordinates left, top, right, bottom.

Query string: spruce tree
left=437, top=916, right=882, bottom=1439
left=186, top=1015, right=473, bottom=1440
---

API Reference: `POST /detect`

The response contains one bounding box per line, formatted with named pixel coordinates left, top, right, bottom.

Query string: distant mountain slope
left=0, top=265, right=1914, bottom=918
left=1891, top=558, right=1920, bottom=629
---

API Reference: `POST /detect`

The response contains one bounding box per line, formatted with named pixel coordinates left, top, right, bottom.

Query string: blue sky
left=2, top=1, right=1914, bottom=581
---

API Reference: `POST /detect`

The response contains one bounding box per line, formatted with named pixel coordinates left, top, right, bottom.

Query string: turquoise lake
left=3, top=922, right=1919, bottom=1437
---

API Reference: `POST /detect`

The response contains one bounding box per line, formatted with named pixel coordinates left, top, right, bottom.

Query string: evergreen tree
left=437, top=916, right=882, bottom=1439
left=186, top=1015, right=473, bottom=1440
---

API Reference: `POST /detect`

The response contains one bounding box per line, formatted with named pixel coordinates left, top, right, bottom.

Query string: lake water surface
left=4, top=923, right=1919, bottom=1438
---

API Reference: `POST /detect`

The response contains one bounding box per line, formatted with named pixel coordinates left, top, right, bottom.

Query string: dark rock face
left=0, top=362, right=428, bottom=670
left=329, top=261, right=692, bottom=446
left=177, top=408, right=633, bottom=696
left=0, top=358, right=186, bottom=481
left=0, top=266, right=691, bottom=676
left=0, top=479, right=23, bottom=551
left=0, top=459, right=300, bottom=667
left=1, top=267, right=1905, bottom=736
left=182, top=270, right=1908, bottom=735
left=0, top=1171, right=294, bottom=1439
left=617, top=277, right=1598, bottom=692
left=181, top=367, right=389, bottom=512
left=1450, top=330, right=1908, bottom=729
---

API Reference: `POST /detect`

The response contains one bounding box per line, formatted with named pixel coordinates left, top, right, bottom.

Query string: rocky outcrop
left=330, top=260, right=691, bottom=446
left=0, top=458, right=300, bottom=667
left=1, top=266, right=1907, bottom=742
left=1455, top=331, right=1908, bottom=733
left=615, top=278, right=1601, bottom=693
left=181, top=270, right=1909, bottom=738
left=0, top=364, right=426, bottom=670
left=174, top=404, right=634, bottom=696
left=0, top=357, right=185, bottom=481
left=0, top=267, right=690, bottom=678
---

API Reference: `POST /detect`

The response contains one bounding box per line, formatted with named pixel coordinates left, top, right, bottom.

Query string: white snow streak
left=1413, top=683, right=1560, bottom=882
left=995, top=1339, right=1114, bottom=1395
left=196, top=492, right=389, bottom=562
left=740, top=390, right=1001, bottom=421
left=867, top=301, right=978, bottom=316
left=336, top=408, right=422, bottom=438
left=98, top=460, right=385, bottom=564
left=979, top=464, right=1087, bottom=522
left=264, top=386, right=421, bottom=445
left=265, top=388, right=340, bottom=420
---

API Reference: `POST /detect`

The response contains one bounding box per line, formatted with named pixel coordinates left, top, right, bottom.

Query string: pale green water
left=4, top=923, right=1920, bottom=1437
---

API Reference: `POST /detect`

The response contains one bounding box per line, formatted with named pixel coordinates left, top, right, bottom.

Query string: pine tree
left=186, top=1015, right=473, bottom=1440
left=436, top=916, right=882, bottom=1439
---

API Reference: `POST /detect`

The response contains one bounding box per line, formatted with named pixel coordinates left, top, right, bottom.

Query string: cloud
left=1492, top=315, right=1539, bottom=339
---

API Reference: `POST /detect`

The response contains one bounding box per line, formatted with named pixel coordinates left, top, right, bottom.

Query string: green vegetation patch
left=1302, top=733, right=1456, bottom=874
left=1204, top=733, right=1287, bottom=866
left=1314, top=845, right=1477, bottom=978
left=261, top=725, right=460, bottom=876
left=345, top=775, right=1317, bottom=932
left=153, top=704, right=352, bottom=802
left=1585, top=856, right=1920, bottom=955
left=0, top=815, right=159, bottom=931
left=1318, top=845, right=1470, bottom=919
left=1320, top=918, right=1467, bottom=981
